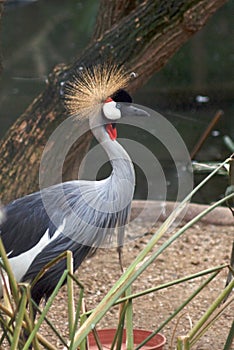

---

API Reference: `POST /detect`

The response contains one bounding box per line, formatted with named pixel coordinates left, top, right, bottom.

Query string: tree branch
left=93, top=0, right=138, bottom=41
left=0, top=0, right=227, bottom=203
left=0, top=1, right=3, bottom=74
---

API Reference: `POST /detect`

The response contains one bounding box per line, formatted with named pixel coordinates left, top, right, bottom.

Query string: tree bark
left=0, top=2, right=3, bottom=74
left=0, top=0, right=227, bottom=203
left=92, top=0, right=139, bottom=41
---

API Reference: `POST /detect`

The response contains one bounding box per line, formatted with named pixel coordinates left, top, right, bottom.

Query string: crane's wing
left=0, top=178, right=132, bottom=284
left=0, top=177, right=133, bottom=253
left=0, top=189, right=64, bottom=258
left=21, top=233, right=94, bottom=303
left=58, top=178, right=133, bottom=248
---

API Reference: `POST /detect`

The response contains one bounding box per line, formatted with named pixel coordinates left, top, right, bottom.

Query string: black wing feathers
left=22, top=235, right=93, bottom=303
left=0, top=191, right=59, bottom=257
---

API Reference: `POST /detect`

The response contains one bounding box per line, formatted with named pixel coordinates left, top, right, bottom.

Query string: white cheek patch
left=103, top=101, right=121, bottom=120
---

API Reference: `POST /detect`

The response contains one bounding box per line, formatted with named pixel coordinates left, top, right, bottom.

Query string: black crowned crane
left=0, top=65, right=148, bottom=309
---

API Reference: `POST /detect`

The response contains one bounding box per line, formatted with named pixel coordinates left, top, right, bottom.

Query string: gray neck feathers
left=91, top=122, right=135, bottom=185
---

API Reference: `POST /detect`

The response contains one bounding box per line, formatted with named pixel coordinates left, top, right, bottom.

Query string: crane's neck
left=91, top=121, right=135, bottom=185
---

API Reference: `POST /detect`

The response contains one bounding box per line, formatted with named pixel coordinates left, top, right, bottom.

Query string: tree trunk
left=0, top=2, right=3, bottom=74
left=0, top=0, right=227, bottom=203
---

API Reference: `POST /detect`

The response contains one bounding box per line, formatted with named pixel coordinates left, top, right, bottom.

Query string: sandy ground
left=38, top=202, right=234, bottom=350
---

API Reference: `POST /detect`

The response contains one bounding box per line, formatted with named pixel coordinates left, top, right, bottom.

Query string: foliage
left=0, top=155, right=233, bottom=349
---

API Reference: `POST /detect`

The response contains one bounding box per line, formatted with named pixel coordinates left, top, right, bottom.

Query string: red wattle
left=106, top=124, right=117, bottom=140
left=105, top=97, right=113, bottom=103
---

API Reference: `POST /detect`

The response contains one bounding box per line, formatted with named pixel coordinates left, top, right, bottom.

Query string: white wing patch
left=0, top=219, right=66, bottom=296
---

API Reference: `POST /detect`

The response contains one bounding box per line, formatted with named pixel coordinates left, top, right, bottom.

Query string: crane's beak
left=121, top=104, right=150, bottom=118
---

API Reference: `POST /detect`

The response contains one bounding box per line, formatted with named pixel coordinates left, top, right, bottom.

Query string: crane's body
left=0, top=65, right=148, bottom=307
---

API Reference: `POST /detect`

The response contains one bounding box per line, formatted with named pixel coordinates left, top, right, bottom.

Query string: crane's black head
left=102, top=89, right=148, bottom=122
left=111, top=89, right=132, bottom=103
left=102, top=88, right=149, bottom=141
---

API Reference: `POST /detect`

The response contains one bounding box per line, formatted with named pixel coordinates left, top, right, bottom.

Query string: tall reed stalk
left=0, top=155, right=233, bottom=349
left=72, top=155, right=233, bottom=348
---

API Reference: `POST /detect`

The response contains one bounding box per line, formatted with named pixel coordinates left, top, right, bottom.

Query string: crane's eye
left=116, top=103, right=121, bottom=109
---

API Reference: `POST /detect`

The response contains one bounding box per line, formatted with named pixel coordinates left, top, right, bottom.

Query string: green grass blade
left=22, top=270, right=69, bottom=350
left=224, top=320, right=234, bottom=350
left=30, top=299, right=68, bottom=347
left=189, top=279, right=234, bottom=343
left=125, top=286, right=134, bottom=350
left=91, top=328, right=104, bottom=350
left=0, top=312, right=14, bottom=346
left=135, top=270, right=220, bottom=350
left=115, top=264, right=228, bottom=305
left=111, top=302, right=128, bottom=350
left=10, top=285, right=28, bottom=350
left=68, top=273, right=84, bottom=349
left=72, top=163, right=233, bottom=348
left=0, top=238, right=19, bottom=303
left=79, top=313, right=88, bottom=350
left=191, top=295, right=234, bottom=346
left=177, top=336, right=190, bottom=350
left=67, top=251, right=75, bottom=339
left=30, top=251, right=68, bottom=288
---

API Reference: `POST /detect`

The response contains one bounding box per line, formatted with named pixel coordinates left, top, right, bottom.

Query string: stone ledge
left=131, top=200, right=234, bottom=226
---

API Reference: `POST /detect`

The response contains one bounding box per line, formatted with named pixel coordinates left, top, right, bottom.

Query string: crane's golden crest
left=65, top=64, right=129, bottom=117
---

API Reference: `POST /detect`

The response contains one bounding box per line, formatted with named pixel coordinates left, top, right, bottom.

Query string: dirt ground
left=40, top=202, right=233, bottom=350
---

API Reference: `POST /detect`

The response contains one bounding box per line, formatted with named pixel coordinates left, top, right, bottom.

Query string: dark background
left=0, top=0, right=233, bottom=203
